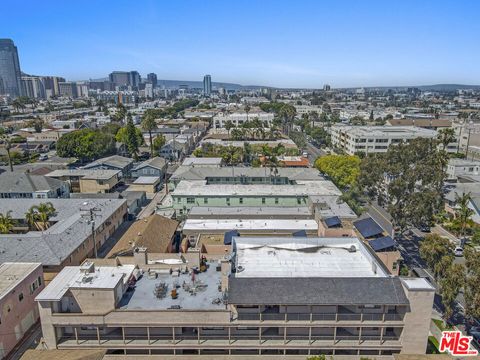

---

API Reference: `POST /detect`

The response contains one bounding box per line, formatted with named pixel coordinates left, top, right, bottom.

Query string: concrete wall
left=400, top=285, right=435, bottom=354
left=79, top=176, right=119, bottom=193
left=0, top=265, right=44, bottom=358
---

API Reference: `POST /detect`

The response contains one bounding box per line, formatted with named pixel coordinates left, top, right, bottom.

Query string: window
left=239, top=198, right=243, bottom=204
left=18, top=293, right=24, bottom=302
left=38, top=276, right=42, bottom=287
left=262, top=198, right=266, bottom=204
left=275, top=198, right=279, bottom=204
left=203, top=198, right=208, bottom=204
left=297, top=197, right=302, bottom=205
left=186, top=198, right=195, bottom=204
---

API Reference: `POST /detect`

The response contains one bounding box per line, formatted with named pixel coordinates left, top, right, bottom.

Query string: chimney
left=134, top=247, right=148, bottom=265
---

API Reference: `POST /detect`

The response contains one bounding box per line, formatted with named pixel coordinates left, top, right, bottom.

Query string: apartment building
left=446, top=158, right=480, bottom=181
left=212, top=112, right=274, bottom=129
left=36, top=236, right=434, bottom=358
left=329, top=125, right=443, bottom=155
left=0, top=173, right=70, bottom=199
left=167, top=166, right=341, bottom=219
left=47, top=169, right=122, bottom=193
left=0, top=198, right=127, bottom=281
left=0, top=263, right=44, bottom=359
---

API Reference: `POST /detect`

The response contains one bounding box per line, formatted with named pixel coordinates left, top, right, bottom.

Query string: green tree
left=0, top=211, right=15, bottom=234
left=419, top=234, right=454, bottom=280
left=439, top=263, right=465, bottom=321
left=315, top=155, right=361, bottom=189
left=122, top=113, right=140, bottom=160
left=153, top=134, right=166, bottom=151
left=454, top=192, right=474, bottom=238
left=464, top=247, right=480, bottom=319
left=359, top=138, right=446, bottom=232
left=225, top=120, right=235, bottom=137
left=56, top=129, right=116, bottom=162
left=34, top=202, right=56, bottom=230
left=141, top=113, right=157, bottom=157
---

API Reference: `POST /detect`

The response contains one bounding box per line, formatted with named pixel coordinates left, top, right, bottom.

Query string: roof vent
left=348, top=245, right=356, bottom=253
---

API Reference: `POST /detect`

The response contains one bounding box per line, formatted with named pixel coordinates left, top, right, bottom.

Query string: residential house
left=83, top=155, right=134, bottom=178
left=0, top=172, right=69, bottom=199
left=0, top=263, right=44, bottom=359
left=106, top=214, right=179, bottom=257
left=131, top=157, right=167, bottom=179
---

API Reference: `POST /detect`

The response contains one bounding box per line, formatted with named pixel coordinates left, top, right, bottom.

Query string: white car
left=454, top=246, right=464, bottom=257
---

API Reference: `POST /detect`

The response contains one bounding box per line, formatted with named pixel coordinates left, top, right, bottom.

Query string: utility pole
left=80, top=205, right=102, bottom=258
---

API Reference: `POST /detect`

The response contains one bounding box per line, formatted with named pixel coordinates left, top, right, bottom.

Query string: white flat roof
left=401, top=277, right=435, bottom=291
left=36, top=264, right=135, bottom=301
left=183, top=219, right=318, bottom=231
left=173, top=180, right=341, bottom=197
left=133, top=176, right=160, bottom=184
left=0, top=263, right=42, bottom=300
left=234, top=237, right=388, bottom=278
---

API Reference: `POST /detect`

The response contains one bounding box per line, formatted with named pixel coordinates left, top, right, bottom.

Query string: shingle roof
left=132, top=157, right=166, bottom=171
left=84, top=155, right=133, bottom=170
left=228, top=277, right=409, bottom=306
left=0, top=172, right=66, bottom=193
left=107, top=214, right=179, bottom=257
left=0, top=198, right=126, bottom=265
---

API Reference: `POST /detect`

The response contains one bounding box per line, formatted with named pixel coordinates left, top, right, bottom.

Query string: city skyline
left=3, top=0, right=480, bottom=88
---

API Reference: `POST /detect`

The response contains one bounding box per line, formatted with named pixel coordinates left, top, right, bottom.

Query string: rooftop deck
left=119, top=262, right=225, bottom=311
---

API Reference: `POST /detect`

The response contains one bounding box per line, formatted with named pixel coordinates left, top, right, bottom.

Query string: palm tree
left=25, top=207, right=39, bottom=231
left=30, top=202, right=56, bottom=230
left=455, top=192, right=474, bottom=238
left=141, top=112, right=157, bottom=157
left=0, top=211, right=15, bottom=234
left=224, top=120, right=234, bottom=137
left=244, top=104, right=251, bottom=122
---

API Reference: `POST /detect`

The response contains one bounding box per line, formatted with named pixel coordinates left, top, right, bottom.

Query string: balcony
left=236, top=312, right=403, bottom=323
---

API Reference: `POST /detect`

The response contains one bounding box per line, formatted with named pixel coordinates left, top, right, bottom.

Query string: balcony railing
left=237, top=312, right=404, bottom=322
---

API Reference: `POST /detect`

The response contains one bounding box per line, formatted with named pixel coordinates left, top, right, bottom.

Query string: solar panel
left=292, top=230, right=307, bottom=237
left=353, top=217, right=384, bottom=238
left=324, top=216, right=341, bottom=228
left=369, top=236, right=395, bottom=252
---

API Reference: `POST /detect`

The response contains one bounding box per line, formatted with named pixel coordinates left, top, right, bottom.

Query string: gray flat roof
left=119, top=262, right=225, bottom=310
left=228, top=277, right=409, bottom=306
left=188, top=206, right=312, bottom=217
left=0, top=198, right=126, bottom=265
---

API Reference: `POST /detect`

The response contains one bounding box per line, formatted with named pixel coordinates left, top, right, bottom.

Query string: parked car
left=454, top=246, right=464, bottom=257
left=39, top=154, right=48, bottom=161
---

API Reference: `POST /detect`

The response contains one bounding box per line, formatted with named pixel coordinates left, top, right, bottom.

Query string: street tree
left=315, top=155, right=361, bottom=189
left=439, top=263, right=465, bottom=321
left=359, top=137, right=446, bottom=231
left=419, top=234, right=454, bottom=280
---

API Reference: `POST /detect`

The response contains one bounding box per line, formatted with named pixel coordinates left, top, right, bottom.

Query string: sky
left=2, top=0, right=480, bottom=88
